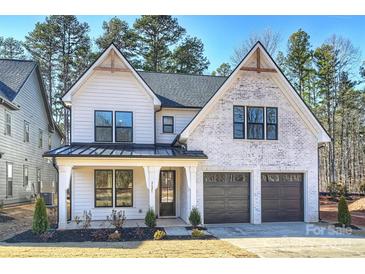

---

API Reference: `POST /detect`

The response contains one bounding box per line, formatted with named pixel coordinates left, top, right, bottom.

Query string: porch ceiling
left=43, top=143, right=207, bottom=159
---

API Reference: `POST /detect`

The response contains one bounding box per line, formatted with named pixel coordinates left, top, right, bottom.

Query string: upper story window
left=233, top=106, right=245, bottom=139
left=266, top=107, right=278, bottom=140
left=24, top=121, right=30, bottom=142
left=38, top=129, right=43, bottom=148
left=115, top=111, right=133, bottom=142
left=48, top=133, right=52, bottom=150
left=4, top=110, right=11, bottom=136
left=247, top=107, right=264, bottom=140
left=95, top=111, right=113, bottom=142
left=162, top=116, right=174, bottom=133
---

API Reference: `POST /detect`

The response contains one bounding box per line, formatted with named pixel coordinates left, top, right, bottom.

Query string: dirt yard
left=0, top=240, right=256, bottom=258
left=320, top=195, right=365, bottom=227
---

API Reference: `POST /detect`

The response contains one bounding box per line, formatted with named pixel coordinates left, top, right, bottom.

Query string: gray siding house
left=0, top=59, right=63, bottom=205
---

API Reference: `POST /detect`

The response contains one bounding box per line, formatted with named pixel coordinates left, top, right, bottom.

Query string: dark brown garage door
left=204, top=172, right=250, bottom=224
left=261, top=173, right=304, bottom=222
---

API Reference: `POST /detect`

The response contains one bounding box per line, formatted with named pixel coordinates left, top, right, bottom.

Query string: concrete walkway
left=207, top=222, right=365, bottom=258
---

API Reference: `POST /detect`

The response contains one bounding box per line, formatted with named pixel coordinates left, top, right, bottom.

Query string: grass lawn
left=0, top=239, right=257, bottom=258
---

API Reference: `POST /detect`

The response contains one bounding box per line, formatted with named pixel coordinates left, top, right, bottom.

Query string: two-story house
left=44, top=42, right=330, bottom=229
left=0, top=59, right=63, bottom=205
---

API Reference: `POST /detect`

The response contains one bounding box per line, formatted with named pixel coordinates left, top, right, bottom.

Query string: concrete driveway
left=207, top=222, right=365, bottom=258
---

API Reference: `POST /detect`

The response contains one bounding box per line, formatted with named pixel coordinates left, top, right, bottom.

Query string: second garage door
left=204, top=172, right=250, bottom=224
left=261, top=173, right=304, bottom=222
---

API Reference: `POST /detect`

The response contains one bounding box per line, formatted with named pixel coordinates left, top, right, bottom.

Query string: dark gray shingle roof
left=0, top=59, right=36, bottom=101
left=138, top=71, right=227, bottom=108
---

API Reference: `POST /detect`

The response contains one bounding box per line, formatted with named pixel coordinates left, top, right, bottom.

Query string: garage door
left=204, top=172, right=250, bottom=224
left=261, top=173, right=304, bottom=222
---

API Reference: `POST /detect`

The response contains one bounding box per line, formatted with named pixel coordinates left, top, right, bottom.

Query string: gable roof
left=0, top=59, right=36, bottom=101
left=62, top=43, right=161, bottom=108
left=138, top=71, right=226, bottom=108
left=178, top=41, right=331, bottom=144
left=0, top=59, right=64, bottom=138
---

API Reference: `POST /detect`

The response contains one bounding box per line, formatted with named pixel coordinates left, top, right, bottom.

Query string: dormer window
left=115, top=111, right=133, bottom=142
left=95, top=111, right=113, bottom=142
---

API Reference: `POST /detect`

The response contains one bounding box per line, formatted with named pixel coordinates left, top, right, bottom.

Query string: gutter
left=52, top=157, right=60, bottom=229
left=0, top=97, right=20, bottom=110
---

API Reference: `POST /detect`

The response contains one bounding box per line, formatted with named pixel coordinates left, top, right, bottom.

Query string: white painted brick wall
left=187, top=71, right=319, bottom=223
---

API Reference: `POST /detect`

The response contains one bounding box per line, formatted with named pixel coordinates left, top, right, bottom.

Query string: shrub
left=106, top=210, right=126, bottom=230
left=360, top=183, right=365, bottom=194
left=108, top=230, right=121, bottom=241
left=189, top=207, right=202, bottom=228
left=32, top=197, right=49, bottom=234
left=145, top=208, right=156, bottom=228
left=191, top=228, right=204, bottom=238
left=338, top=196, right=351, bottom=227
left=80, top=210, right=92, bottom=230
left=153, top=229, right=166, bottom=240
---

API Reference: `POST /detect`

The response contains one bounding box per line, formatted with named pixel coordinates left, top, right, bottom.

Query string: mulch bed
left=333, top=223, right=361, bottom=230
left=0, top=213, right=15, bottom=223
left=5, top=227, right=163, bottom=243
left=185, top=226, right=207, bottom=231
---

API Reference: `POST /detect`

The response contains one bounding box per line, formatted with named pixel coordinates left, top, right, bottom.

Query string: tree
left=133, top=15, right=186, bottom=72
left=231, top=28, right=281, bottom=65
left=0, top=37, right=26, bottom=59
left=280, top=29, right=314, bottom=100
left=25, top=20, right=59, bottom=110
left=32, top=197, right=49, bottom=234
left=96, top=17, right=138, bottom=65
left=169, top=36, right=209, bottom=74
left=211, top=62, right=231, bottom=76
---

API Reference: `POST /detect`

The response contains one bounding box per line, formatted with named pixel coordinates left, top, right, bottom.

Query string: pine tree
left=133, top=15, right=186, bottom=72
left=0, top=37, right=26, bottom=59
left=169, top=36, right=209, bottom=74
left=211, top=62, right=231, bottom=76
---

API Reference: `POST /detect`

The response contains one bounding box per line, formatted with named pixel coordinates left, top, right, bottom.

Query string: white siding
left=156, top=108, right=199, bottom=144
left=0, top=70, right=62, bottom=204
left=71, top=71, right=155, bottom=144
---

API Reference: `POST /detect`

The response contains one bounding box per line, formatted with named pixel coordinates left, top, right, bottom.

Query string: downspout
left=52, top=157, right=59, bottom=228
left=154, top=106, right=162, bottom=145
left=318, top=144, right=326, bottom=222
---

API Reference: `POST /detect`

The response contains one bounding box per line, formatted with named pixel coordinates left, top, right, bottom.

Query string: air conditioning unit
left=40, top=192, right=54, bottom=206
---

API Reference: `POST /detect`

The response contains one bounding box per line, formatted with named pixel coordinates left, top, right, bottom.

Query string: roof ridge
left=0, top=58, right=35, bottom=63
left=138, top=70, right=228, bottom=78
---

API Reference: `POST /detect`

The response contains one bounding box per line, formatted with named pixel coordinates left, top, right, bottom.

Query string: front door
left=159, top=170, right=176, bottom=217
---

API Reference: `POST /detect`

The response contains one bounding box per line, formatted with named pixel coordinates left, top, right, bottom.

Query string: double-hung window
left=247, top=107, right=264, bottom=140
left=5, top=111, right=11, bottom=135
left=24, top=121, right=30, bottom=142
left=266, top=107, right=278, bottom=140
left=6, top=162, right=13, bottom=197
left=233, top=106, right=245, bottom=139
left=38, top=129, right=43, bottom=148
left=23, top=165, right=29, bottom=187
left=115, top=111, right=133, bottom=142
left=95, top=111, right=113, bottom=142
left=115, top=170, right=133, bottom=207
left=162, top=116, right=174, bottom=133
left=95, top=170, right=113, bottom=207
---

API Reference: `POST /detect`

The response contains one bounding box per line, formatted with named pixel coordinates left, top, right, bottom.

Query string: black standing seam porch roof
left=43, top=143, right=207, bottom=159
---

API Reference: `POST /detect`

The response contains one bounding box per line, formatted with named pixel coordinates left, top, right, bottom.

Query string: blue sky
left=0, top=15, right=364, bottom=73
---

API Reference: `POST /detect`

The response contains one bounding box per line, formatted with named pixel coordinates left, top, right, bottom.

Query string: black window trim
left=266, top=107, right=278, bottom=140
left=24, top=120, right=30, bottom=142
left=38, top=128, right=43, bottom=148
left=162, top=116, right=174, bottom=134
left=94, top=110, right=113, bottom=143
left=6, top=161, right=13, bottom=197
left=115, top=111, right=133, bottom=143
left=5, top=110, right=11, bottom=136
left=94, top=169, right=114, bottom=208
left=115, top=169, right=133, bottom=208
left=247, top=106, right=265, bottom=140
left=233, top=105, right=245, bottom=139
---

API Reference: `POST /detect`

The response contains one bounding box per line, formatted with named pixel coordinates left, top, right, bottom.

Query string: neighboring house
left=0, top=59, right=63, bottom=205
left=44, top=42, right=330, bottom=229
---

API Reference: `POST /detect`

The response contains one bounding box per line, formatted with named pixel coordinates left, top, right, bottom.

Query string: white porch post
left=143, top=166, right=161, bottom=212
left=58, top=165, right=72, bottom=229
left=251, top=169, right=261, bottom=224
left=184, top=166, right=197, bottom=210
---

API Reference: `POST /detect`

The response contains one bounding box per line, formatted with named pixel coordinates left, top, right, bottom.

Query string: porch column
left=251, top=169, right=261, bottom=224
left=184, top=166, right=197, bottom=209
left=58, top=165, right=72, bottom=229
left=143, top=166, right=161, bottom=212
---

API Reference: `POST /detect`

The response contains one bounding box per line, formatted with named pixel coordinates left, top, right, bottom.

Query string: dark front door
left=159, top=170, right=176, bottom=216
left=204, top=172, right=250, bottom=224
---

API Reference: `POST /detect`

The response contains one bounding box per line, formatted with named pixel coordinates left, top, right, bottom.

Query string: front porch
left=56, top=157, right=203, bottom=229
